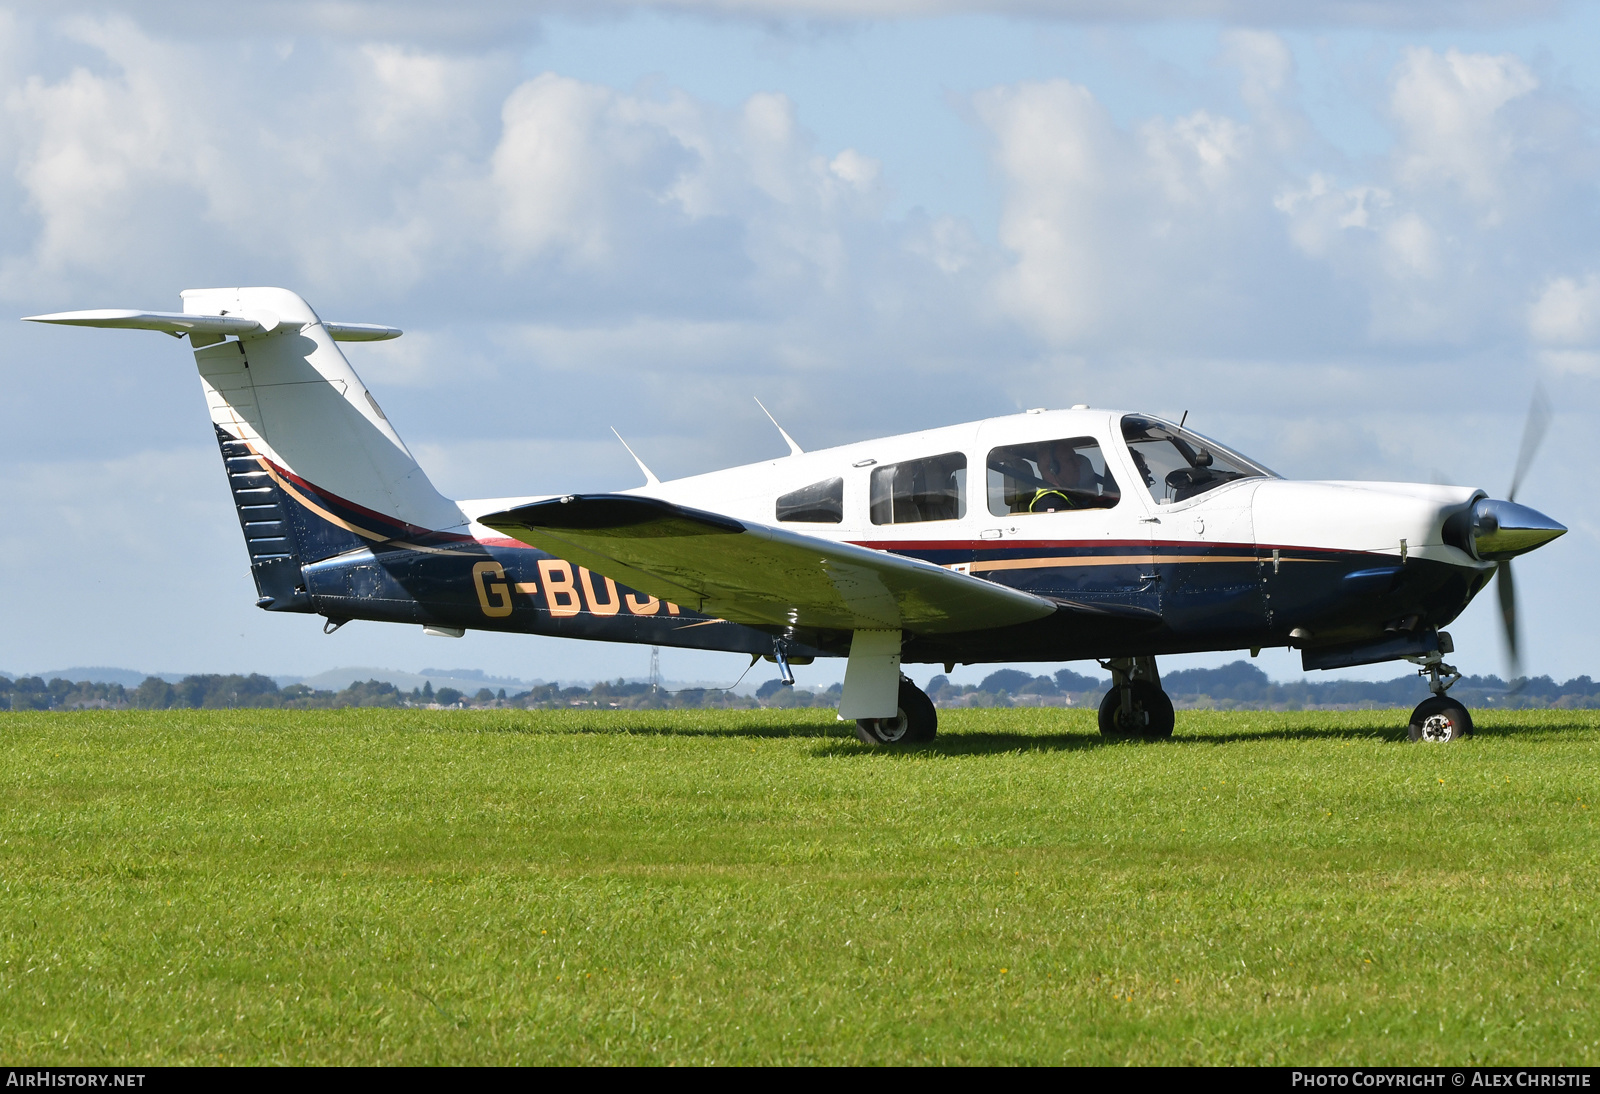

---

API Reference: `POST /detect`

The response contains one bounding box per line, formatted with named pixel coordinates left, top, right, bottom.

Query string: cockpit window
left=776, top=477, right=843, bottom=524
left=1120, top=415, right=1277, bottom=504
left=987, top=437, right=1120, bottom=516
left=869, top=452, right=966, bottom=525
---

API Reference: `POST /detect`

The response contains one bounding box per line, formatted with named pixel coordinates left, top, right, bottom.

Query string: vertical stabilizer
left=25, top=287, right=466, bottom=614
left=186, top=287, right=462, bottom=543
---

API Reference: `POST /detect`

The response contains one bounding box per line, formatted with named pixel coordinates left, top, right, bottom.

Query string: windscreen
left=1120, top=416, right=1276, bottom=504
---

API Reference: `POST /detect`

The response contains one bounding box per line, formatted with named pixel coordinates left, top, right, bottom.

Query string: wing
left=479, top=494, right=1057, bottom=634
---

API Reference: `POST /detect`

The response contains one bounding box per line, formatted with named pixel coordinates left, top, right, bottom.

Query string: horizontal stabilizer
left=480, top=493, right=1058, bottom=635
left=22, top=309, right=261, bottom=335
left=22, top=310, right=401, bottom=341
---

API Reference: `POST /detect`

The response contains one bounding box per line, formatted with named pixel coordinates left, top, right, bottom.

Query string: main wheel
left=1098, top=682, right=1175, bottom=739
left=855, top=678, right=938, bottom=745
left=1408, top=696, right=1474, bottom=742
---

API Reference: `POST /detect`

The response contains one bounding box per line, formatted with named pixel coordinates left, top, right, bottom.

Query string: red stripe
left=265, top=455, right=477, bottom=545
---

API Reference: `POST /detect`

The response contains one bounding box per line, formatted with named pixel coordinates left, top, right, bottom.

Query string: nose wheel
left=1408, top=696, right=1474, bottom=742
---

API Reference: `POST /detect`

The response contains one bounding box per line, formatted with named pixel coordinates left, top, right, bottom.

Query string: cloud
left=1530, top=274, right=1600, bottom=345
left=1390, top=46, right=1538, bottom=216
left=0, top=0, right=1563, bottom=39
left=492, top=74, right=673, bottom=266
left=1529, top=274, right=1600, bottom=375
left=0, top=19, right=514, bottom=301
left=976, top=38, right=1600, bottom=356
left=977, top=74, right=1309, bottom=353
left=629, top=0, right=1558, bottom=23
left=0, top=11, right=1013, bottom=493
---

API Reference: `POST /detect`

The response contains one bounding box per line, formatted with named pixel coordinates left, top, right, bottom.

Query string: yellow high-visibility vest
left=1029, top=489, right=1073, bottom=512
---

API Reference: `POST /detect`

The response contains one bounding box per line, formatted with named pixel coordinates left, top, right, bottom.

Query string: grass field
left=1, top=707, right=1596, bottom=1065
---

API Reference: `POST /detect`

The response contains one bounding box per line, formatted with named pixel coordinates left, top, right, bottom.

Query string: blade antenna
left=610, top=428, right=661, bottom=488
left=754, top=397, right=804, bottom=457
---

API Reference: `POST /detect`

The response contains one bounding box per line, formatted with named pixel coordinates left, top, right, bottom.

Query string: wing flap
left=480, top=494, right=1056, bottom=634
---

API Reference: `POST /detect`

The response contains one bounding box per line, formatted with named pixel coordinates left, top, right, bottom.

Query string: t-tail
left=26, top=287, right=467, bottom=613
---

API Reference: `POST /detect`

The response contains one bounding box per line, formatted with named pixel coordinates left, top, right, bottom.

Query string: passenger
left=1030, top=440, right=1090, bottom=512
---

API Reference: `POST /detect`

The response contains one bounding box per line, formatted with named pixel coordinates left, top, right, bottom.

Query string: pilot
left=1030, top=440, right=1091, bottom=512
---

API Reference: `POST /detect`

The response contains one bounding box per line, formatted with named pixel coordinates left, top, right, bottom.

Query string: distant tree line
left=0, top=673, right=819, bottom=712
left=5, top=662, right=1599, bottom=712
left=930, top=663, right=1600, bottom=711
left=0, top=674, right=412, bottom=711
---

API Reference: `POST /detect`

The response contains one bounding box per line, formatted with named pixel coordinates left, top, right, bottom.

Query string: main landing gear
left=1098, top=656, right=1175, bottom=739
left=1406, top=648, right=1474, bottom=743
left=854, top=676, right=938, bottom=745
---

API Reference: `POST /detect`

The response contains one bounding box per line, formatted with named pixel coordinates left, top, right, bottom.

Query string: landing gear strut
left=1406, top=644, right=1474, bottom=743
left=1097, top=656, right=1175, bottom=739
left=854, top=676, right=938, bottom=745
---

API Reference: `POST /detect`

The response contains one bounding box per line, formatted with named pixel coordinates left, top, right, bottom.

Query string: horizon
left=7, top=658, right=1595, bottom=696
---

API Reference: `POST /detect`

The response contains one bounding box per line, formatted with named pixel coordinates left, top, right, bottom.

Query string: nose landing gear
left=1406, top=642, right=1474, bottom=742
left=1098, top=656, right=1175, bottom=738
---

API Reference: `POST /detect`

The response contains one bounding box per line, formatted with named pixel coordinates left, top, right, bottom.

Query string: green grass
left=1, top=707, right=1596, bottom=1065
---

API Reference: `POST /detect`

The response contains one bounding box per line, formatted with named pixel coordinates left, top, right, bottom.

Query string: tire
left=1408, top=696, right=1474, bottom=742
left=855, top=678, right=938, bottom=745
left=1097, top=682, right=1176, bottom=739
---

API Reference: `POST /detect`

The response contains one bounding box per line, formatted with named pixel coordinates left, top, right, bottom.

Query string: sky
left=1, top=0, right=1597, bottom=691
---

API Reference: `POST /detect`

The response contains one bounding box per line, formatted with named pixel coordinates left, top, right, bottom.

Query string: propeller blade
left=1497, top=560, right=1521, bottom=684
left=1508, top=385, right=1551, bottom=503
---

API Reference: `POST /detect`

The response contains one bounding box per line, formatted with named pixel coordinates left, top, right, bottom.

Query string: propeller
left=1495, top=385, right=1551, bottom=684
left=1507, top=384, right=1550, bottom=504
left=1496, top=554, right=1519, bottom=681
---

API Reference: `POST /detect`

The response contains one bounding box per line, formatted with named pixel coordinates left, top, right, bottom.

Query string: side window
left=776, top=477, right=844, bottom=524
left=986, top=436, right=1120, bottom=516
left=869, top=452, right=967, bottom=525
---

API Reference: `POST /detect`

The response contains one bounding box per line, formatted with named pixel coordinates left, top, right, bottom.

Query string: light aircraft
left=26, top=287, right=1567, bottom=744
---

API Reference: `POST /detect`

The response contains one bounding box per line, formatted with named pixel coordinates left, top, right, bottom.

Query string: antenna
left=610, top=428, right=661, bottom=487
left=648, top=646, right=662, bottom=692
left=753, top=397, right=804, bottom=457
left=1178, top=410, right=1189, bottom=429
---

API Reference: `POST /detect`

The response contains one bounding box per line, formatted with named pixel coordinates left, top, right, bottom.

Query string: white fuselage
left=461, top=407, right=1489, bottom=574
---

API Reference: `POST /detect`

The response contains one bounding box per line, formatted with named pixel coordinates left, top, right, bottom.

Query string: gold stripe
left=970, top=553, right=1285, bottom=572
left=249, top=449, right=474, bottom=556
left=252, top=455, right=389, bottom=542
